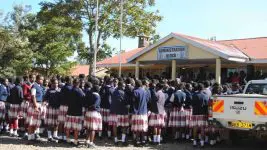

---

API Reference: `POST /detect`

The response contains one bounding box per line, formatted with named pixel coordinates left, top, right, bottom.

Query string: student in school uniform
left=7, top=77, right=23, bottom=137
left=109, top=81, right=129, bottom=146
left=191, top=83, right=209, bottom=147
left=58, top=76, right=72, bottom=142
left=131, top=80, right=150, bottom=146
left=43, top=78, right=61, bottom=142
left=84, top=84, right=102, bottom=148
left=0, top=78, right=10, bottom=133
left=184, top=83, right=193, bottom=140
left=99, top=77, right=115, bottom=138
left=26, top=75, right=45, bottom=141
left=20, top=75, right=34, bottom=138
left=64, top=78, right=85, bottom=146
left=148, top=83, right=166, bottom=145
left=168, top=83, right=186, bottom=141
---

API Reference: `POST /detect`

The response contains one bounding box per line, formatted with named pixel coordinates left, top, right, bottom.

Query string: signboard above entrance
left=157, top=45, right=187, bottom=60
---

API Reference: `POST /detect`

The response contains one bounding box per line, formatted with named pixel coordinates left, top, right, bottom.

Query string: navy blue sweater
left=0, top=84, right=9, bottom=101
left=110, top=88, right=129, bottom=115
left=59, top=84, right=72, bottom=106
left=100, top=85, right=115, bottom=109
left=132, top=87, right=150, bottom=115
left=7, top=85, right=23, bottom=104
left=192, top=91, right=209, bottom=115
left=172, top=90, right=186, bottom=108
left=184, top=89, right=193, bottom=109
left=67, top=87, right=85, bottom=116
left=87, top=92, right=101, bottom=112
left=44, top=88, right=61, bottom=108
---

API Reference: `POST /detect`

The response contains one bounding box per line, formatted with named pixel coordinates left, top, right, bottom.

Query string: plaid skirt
left=8, top=104, right=21, bottom=119
left=168, top=107, right=182, bottom=128
left=64, top=115, right=83, bottom=131
left=108, top=113, right=129, bottom=127
left=45, top=106, right=59, bottom=126
left=84, top=111, right=102, bottom=131
left=131, top=114, right=148, bottom=132
left=148, top=112, right=166, bottom=128
left=100, top=108, right=110, bottom=123
left=19, top=100, right=29, bottom=118
left=58, top=105, right=68, bottom=123
left=0, top=101, right=6, bottom=120
left=26, top=103, right=43, bottom=128
left=190, top=115, right=208, bottom=128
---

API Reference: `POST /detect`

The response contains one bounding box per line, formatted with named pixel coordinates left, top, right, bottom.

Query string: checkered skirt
left=0, top=101, right=6, bottom=119
left=19, top=100, right=29, bottom=118
left=131, top=114, right=148, bottom=132
left=108, top=113, right=129, bottom=127
left=190, top=115, right=208, bottom=128
left=148, top=112, right=166, bottom=128
left=84, top=111, right=102, bottom=131
left=58, top=105, right=68, bottom=123
left=100, top=108, right=110, bottom=123
left=26, top=103, right=43, bottom=128
left=45, top=106, right=59, bottom=126
left=8, top=104, right=21, bottom=119
left=64, top=115, right=83, bottom=131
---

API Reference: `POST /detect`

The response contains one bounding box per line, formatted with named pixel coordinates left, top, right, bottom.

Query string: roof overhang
left=127, top=33, right=249, bottom=63
left=247, top=59, right=267, bottom=64
left=96, top=63, right=143, bottom=68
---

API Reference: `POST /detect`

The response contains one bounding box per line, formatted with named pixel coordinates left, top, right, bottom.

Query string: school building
left=96, top=33, right=267, bottom=84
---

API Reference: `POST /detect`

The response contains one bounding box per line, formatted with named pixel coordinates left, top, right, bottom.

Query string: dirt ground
left=0, top=135, right=266, bottom=150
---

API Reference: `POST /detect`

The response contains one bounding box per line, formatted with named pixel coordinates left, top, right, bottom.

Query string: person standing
left=27, top=75, right=45, bottom=141
left=58, top=76, right=72, bottom=142
left=7, top=77, right=23, bottom=137
left=191, top=83, right=209, bottom=147
left=64, top=79, right=85, bottom=146
left=168, top=83, right=186, bottom=141
left=109, top=81, right=129, bottom=145
left=0, top=78, right=9, bottom=134
left=131, top=80, right=150, bottom=146
left=20, top=75, right=34, bottom=138
left=84, top=84, right=102, bottom=148
left=148, top=83, right=166, bottom=145
left=44, top=78, right=61, bottom=142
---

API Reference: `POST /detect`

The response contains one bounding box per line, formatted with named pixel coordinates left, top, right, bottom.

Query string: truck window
left=245, top=84, right=267, bottom=95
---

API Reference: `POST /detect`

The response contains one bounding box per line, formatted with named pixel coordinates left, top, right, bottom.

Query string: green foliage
left=39, top=0, right=162, bottom=75
left=0, top=5, right=33, bottom=77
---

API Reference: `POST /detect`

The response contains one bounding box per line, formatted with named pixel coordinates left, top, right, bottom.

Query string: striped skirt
left=58, top=105, right=68, bottom=123
left=131, top=114, right=148, bottom=132
left=108, top=113, right=129, bottom=127
left=84, top=111, right=102, bottom=131
left=45, top=106, right=59, bottom=126
left=26, top=103, right=43, bottom=128
left=190, top=115, right=208, bottom=128
left=0, top=101, right=6, bottom=120
left=19, top=100, right=29, bottom=118
left=100, top=108, right=110, bottom=123
left=64, top=115, right=83, bottom=131
left=8, top=104, right=21, bottom=119
left=148, top=112, right=166, bottom=128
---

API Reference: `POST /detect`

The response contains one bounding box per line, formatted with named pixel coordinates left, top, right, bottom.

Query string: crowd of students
left=0, top=74, right=243, bottom=148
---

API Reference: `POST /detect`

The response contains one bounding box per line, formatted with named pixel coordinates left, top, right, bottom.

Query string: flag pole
left=118, top=0, right=123, bottom=77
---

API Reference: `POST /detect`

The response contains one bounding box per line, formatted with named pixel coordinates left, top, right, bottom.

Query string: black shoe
left=48, top=138, right=58, bottom=143
left=114, top=141, right=119, bottom=146
left=122, top=142, right=129, bottom=146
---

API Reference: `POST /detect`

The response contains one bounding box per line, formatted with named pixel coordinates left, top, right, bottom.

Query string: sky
left=1, top=0, right=267, bottom=55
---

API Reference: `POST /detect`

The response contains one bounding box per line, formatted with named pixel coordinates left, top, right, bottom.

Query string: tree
left=23, top=4, right=84, bottom=77
left=0, top=4, right=33, bottom=77
left=39, top=0, right=162, bottom=76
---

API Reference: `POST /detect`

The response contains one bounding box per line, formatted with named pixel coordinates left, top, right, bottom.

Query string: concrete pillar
left=216, top=58, right=221, bottom=84
left=135, top=61, right=140, bottom=79
left=171, top=60, right=176, bottom=80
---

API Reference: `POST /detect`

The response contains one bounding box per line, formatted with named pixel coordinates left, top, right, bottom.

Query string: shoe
left=114, top=141, right=119, bottom=146
left=88, top=143, right=97, bottom=148
left=35, top=134, right=41, bottom=139
left=48, top=138, right=58, bottom=143
left=193, top=140, right=197, bottom=147
left=122, top=142, right=129, bottom=146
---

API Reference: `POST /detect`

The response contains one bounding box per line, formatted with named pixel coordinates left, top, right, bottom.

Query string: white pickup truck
left=209, top=80, right=267, bottom=140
